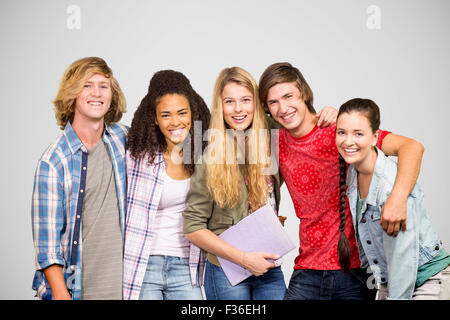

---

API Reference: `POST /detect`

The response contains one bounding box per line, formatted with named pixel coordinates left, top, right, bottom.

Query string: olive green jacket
left=182, top=163, right=282, bottom=265
left=183, top=115, right=283, bottom=265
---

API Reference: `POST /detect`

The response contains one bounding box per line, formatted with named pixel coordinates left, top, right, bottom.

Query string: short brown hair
left=259, top=62, right=316, bottom=115
left=53, top=57, right=126, bottom=130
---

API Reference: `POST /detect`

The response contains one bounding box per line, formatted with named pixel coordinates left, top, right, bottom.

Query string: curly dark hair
left=126, top=70, right=211, bottom=175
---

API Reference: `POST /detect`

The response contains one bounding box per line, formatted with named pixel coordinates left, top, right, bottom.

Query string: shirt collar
left=365, top=147, right=387, bottom=207
left=346, top=147, right=387, bottom=207
left=64, top=121, right=111, bottom=154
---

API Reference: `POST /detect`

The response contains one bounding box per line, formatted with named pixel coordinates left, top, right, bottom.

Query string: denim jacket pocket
left=419, top=239, right=442, bottom=266
left=366, top=204, right=381, bottom=222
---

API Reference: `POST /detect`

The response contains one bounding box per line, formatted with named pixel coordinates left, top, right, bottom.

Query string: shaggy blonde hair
left=206, top=67, right=271, bottom=212
left=53, top=57, right=126, bottom=130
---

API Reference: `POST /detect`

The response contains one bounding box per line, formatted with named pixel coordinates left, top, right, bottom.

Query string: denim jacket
left=346, top=148, right=443, bottom=299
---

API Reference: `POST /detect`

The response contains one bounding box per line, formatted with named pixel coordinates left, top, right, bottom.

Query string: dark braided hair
left=126, top=70, right=210, bottom=175
left=336, top=98, right=381, bottom=272
left=337, top=155, right=350, bottom=272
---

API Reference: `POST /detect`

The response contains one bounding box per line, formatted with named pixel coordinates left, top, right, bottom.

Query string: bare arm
left=380, top=133, right=424, bottom=236
left=43, top=265, right=72, bottom=300
left=185, top=229, right=279, bottom=276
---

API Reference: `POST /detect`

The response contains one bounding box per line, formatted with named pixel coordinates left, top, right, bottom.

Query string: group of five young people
left=32, top=57, right=450, bottom=300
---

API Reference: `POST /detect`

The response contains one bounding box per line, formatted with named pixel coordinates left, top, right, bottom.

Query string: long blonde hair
left=206, top=67, right=271, bottom=212
left=53, top=57, right=126, bottom=130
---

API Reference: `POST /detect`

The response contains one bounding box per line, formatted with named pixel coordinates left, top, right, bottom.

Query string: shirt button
left=435, top=245, right=440, bottom=251
left=83, top=167, right=87, bottom=171
left=73, top=241, right=78, bottom=245
left=80, top=189, right=84, bottom=193
left=77, top=215, right=81, bottom=219
left=381, top=277, right=386, bottom=282
left=367, top=240, right=372, bottom=245
left=373, top=259, right=378, bottom=264
left=361, top=218, right=366, bottom=223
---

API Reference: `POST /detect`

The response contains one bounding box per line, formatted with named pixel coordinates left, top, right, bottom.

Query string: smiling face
left=266, top=81, right=316, bottom=137
left=74, top=73, right=112, bottom=124
left=155, top=93, right=191, bottom=149
left=221, top=82, right=255, bottom=131
left=335, top=111, right=379, bottom=166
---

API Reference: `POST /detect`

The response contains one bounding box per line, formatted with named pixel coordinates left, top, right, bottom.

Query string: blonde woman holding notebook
left=183, top=66, right=336, bottom=300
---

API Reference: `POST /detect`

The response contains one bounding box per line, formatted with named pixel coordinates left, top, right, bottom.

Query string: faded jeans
left=139, top=255, right=203, bottom=300
left=204, top=260, right=286, bottom=300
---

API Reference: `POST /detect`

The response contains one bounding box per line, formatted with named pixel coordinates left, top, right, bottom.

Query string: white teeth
left=232, top=115, right=246, bottom=120
left=281, top=112, right=295, bottom=120
left=89, top=101, right=102, bottom=105
left=170, top=129, right=185, bottom=137
left=344, top=148, right=358, bottom=153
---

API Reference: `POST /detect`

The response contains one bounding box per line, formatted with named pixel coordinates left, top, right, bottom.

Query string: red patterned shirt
left=279, top=123, right=390, bottom=270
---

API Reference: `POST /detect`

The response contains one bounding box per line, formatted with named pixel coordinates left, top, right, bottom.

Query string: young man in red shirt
left=259, top=62, right=424, bottom=300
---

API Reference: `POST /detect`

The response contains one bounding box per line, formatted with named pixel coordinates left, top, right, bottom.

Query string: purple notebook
left=217, top=204, right=296, bottom=286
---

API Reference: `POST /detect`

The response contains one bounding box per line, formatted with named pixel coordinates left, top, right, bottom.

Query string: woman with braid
left=336, top=98, right=450, bottom=299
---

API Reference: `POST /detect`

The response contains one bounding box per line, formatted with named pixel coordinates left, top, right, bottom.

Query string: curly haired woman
left=122, top=70, right=210, bottom=300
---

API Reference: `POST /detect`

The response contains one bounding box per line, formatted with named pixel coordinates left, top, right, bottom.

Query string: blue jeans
left=139, top=255, right=203, bottom=300
left=284, top=268, right=365, bottom=300
left=204, top=260, right=286, bottom=300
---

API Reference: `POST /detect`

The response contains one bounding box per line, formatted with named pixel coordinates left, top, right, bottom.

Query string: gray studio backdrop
left=1, top=0, right=449, bottom=299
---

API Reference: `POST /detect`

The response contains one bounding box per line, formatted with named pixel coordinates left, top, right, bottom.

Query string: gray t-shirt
left=81, top=140, right=123, bottom=300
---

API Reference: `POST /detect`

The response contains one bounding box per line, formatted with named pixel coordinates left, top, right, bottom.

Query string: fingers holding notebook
left=241, top=252, right=280, bottom=276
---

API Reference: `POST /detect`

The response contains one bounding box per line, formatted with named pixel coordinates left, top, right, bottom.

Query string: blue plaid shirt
left=31, top=121, right=128, bottom=300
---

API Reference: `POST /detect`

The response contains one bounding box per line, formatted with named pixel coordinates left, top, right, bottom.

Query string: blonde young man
left=31, top=57, right=127, bottom=300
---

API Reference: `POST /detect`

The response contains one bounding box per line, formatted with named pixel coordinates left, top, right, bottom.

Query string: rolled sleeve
left=35, top=252, right=65, bottom=271
left=31, top=160, right=66, bottom=271
left=376, top=129, right=391, bottom=149
left=183, top=164, right=214, bottom=234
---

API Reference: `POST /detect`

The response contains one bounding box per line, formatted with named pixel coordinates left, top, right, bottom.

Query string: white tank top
left=149, top=168, right=191, bottom=258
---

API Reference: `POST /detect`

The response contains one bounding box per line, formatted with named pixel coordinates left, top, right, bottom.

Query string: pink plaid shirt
left=122, top=151, right=205, bottom=300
